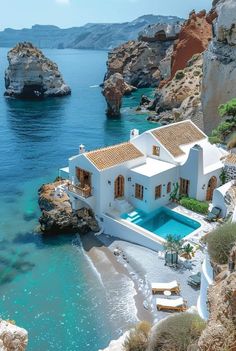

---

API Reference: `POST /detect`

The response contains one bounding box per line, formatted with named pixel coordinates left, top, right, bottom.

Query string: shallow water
left=0, top=48, right=155, bottom=350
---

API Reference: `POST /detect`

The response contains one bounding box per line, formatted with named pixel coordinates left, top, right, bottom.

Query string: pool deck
left=99, top=204, right=219, bottom=323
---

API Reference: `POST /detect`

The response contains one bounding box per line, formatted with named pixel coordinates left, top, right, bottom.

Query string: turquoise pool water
left=121, top=207, right=201, bottom=240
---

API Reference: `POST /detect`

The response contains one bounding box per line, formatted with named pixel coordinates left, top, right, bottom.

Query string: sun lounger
left=205, top=207, right=221, bottom=222
left=151, top=280, right=180, bottom=294
left=187, top=272, right=201, bottom=288
left=156, top=297, right=187, bottom=312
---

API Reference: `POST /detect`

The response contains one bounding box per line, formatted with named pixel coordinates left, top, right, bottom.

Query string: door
left=180, top=178, right=190, bottom=196
left=114, top=175, right=125, bottom=198
left=206, top=176, right=217, bottom=201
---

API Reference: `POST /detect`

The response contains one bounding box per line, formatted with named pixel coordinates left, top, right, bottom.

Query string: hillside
left=0, top=15, right=184, bottom=50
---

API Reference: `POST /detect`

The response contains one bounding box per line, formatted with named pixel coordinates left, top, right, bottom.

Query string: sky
left=0, top=0, right=213, bottom=30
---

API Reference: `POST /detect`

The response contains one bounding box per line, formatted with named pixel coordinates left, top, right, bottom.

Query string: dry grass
left=123, top=321, right=151, bottom=351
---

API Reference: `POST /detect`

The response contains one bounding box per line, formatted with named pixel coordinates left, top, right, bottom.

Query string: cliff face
left=198, top=249, right=236, bottom=350
left=5, top=42, right=71, bottom=99
left=202, top=0, right=236, bottom=134
left=170, top=10, right=212, bottom=79
left=103, top=23, right=181, bottom=116
left=0, top=320, right=28, bottom=351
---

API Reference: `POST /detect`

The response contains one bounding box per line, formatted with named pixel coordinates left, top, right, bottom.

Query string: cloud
left=55, top=0, right=70, bottom=5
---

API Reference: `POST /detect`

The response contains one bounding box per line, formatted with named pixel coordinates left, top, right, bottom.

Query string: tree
left=218, top=98, right=236, bottom=118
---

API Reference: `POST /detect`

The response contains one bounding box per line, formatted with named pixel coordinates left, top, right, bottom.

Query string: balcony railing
left=68, top=184, right=92, bottom=198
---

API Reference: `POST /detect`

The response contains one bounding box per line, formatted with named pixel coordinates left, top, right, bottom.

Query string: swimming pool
left=121, top=207, right=201, bottom=240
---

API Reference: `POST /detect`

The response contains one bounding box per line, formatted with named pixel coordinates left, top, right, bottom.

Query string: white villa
left=60, top=120, right=228, bottom=250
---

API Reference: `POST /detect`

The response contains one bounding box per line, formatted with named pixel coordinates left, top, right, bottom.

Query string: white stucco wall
left=128, top=165, right=178, bottom=212
left=212, top=181, right=234, bottom=217
left=197, top=253, right=213, bottom=320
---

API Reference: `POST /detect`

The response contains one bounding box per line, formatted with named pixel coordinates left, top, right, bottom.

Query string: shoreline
left=81, top=232, right=155, bottom=326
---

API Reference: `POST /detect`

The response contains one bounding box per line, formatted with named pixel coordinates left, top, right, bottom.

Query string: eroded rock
left=5, top=42, right=71, bottom=99
left=0, top=320, right=28, bottom=351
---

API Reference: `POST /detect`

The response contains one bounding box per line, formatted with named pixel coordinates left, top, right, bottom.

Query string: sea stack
left=4, top=42, right=71, bottom=99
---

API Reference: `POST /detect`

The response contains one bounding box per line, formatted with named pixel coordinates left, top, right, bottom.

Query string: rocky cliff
left=4, top=42, right=71, bottom=99
left=0, top=320, right=28, bottom=351
left=0, top=16, right=184, bottom=50
left=170, top=10, right=212, bottom=79
left=198, top=247, right=236, bottom=351
left=38, top=180, right=99, bottom=234
left=202, top=0, right=236, bottom=134
left=103, top=23, right=181, bottom=116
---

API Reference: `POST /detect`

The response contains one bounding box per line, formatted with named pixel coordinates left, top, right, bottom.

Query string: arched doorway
left=114, top=175, right=125, bottom=199
left=206, top=176, right=217, bottom=201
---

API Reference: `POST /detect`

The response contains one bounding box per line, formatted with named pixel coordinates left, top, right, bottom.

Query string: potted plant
left=164, top=234, right=183, bottom=266
left=169, top=182, right=179, bottom=203
left=180, top=243, right=195, bottom=260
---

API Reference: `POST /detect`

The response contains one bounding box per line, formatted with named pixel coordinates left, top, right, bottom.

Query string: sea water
left=0, top=48, right=154, bottom=350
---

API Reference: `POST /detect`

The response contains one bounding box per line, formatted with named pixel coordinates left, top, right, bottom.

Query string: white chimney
left=79, top=144, right=85, bottom=154
left=130, top=129, right=139, bottom=140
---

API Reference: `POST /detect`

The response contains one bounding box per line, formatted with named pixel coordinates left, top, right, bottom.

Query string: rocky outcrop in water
left=102, top=73, right=136, bottom=117
left=202, top=0, right=236, bottom=134
left=0, top=320, right=28, bottom=351
left=4, top=42, right=71, bottom=99
left=38, top=180, right=99, bottom=234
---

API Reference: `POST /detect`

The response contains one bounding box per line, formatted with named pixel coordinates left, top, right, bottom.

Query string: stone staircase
left=114, top=198, right=133, bottom=213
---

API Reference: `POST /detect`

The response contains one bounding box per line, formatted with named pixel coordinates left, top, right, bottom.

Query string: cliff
left=0, top=16, right=184, bottom=51
left=170, top=10, right=212, bottom=79
left=0, top=320, right=28, bottom=351
left=4, top=42, right=71, bottom=99
left=38, top=180, right=99, bottom=234
left=103, top=22, right=181, bottom=116
left=198, top=247, right=236, bottom=350
left=202, top=0, right=236, bottom=134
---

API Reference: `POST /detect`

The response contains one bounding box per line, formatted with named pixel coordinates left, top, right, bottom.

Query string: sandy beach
left=81, top=231, right=204, bottom=335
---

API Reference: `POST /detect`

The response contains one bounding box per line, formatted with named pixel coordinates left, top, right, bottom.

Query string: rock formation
left=170, top=10, right=212, bottom=79
left=103, top=23, right=181, bottom=116
left=102, top=73, right=135, bottom=117
left=38, top=180, right=99, bottom=234
left=147, top=53, right=204, bottom=128
left=202, top=0, right=236, bottom=134
left=0, top=320, right=28, bottom=351
left=5, top=42, right=71, bottom=99
left=198, top=249, right=236, bottom=350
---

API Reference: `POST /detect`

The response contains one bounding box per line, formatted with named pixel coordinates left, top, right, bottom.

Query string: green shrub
left=206, top=223, right=236, bottom=264
left=123, top=321, right=151, bottom=351
left=175, top=70, right=185, bottom=80
left=180, top=197, right=209, bottom=214
left=148, top=313, right=206, bottom=351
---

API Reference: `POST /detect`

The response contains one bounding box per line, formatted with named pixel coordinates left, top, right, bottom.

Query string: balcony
left=68, top=184, right=92, bottom=198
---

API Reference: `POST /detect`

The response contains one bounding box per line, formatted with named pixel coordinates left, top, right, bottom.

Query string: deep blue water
left=0, top=48, right=155, bottom=350
left=121, top=207, right=201, bottom=240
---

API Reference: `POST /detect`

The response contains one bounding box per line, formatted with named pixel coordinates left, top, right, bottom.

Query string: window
left=167, top=182, right=171, bottom=194
left=155, top=185, right=162, bottom=199
left=152, top=145, right=160, bottom=156
left=180, top=178, right=190, bottom=196
left=135, top=183, right=144, bottom=200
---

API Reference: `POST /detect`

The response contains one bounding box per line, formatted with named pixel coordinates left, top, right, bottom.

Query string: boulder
left=0, top=320, right=28, bottom=351
left=4, top=42, right=71, bottom=99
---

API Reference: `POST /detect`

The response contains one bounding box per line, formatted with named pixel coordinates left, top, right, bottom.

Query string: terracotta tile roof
left=225, top=153, right=236, bottom=164
left=151, top=121, right=206, bottom=158
left=85, top=142, right=144, bottom=170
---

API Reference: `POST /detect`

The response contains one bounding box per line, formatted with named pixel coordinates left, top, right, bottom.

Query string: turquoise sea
left=0, top=48, right=154, bottom=350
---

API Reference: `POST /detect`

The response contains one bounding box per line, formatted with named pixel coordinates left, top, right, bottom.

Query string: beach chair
left=151, top=280, right=180, bottom=294
left=156, top=297, right=187, bottom=312
left=187, top=272, right=201, bottom=288
left=205, top=207, right=221, bottom=222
